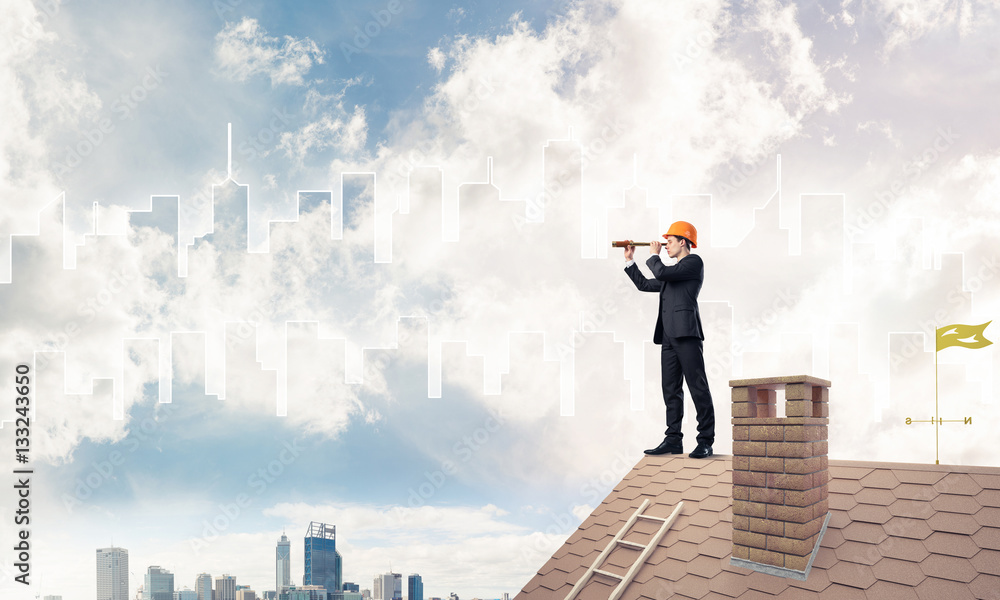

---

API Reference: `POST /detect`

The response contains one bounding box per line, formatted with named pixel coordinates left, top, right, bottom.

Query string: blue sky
left=2, top=0, right=1000, bottom=598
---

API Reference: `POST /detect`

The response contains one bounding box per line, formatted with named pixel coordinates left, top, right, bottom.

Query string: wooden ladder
left=563, top=499, right=685, bottom=600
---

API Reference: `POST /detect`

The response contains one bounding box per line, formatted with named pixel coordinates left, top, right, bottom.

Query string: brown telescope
left=610, top=241, right=654, bottom=247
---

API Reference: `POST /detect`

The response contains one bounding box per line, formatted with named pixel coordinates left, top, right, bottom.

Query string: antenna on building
left=227, top=123, right=233, bottom=180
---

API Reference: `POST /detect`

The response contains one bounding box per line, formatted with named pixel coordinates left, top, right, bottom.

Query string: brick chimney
left=729, top=375, right=831, bottom=579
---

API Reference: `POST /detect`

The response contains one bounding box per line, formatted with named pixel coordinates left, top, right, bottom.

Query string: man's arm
left=625, top=262, right=662, bottom=292
left=623, top=242, right=661, bottom=292
left=646, top=254, right=703, bottom=282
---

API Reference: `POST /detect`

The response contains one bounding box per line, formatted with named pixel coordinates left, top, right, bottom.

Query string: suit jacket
left=625, top=253, right=705, bottom=343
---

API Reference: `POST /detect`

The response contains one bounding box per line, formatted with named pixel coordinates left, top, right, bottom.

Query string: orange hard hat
left=663, top=221, right=698, bottom=248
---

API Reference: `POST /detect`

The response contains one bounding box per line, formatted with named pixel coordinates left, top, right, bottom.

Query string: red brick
left=768, top=472, right=812, bottom=491
left=748, top=547, right=785, bottom=567
left=733, top=425, right=749, bottom=441
left=814, top=402, right=830, bottom=417
left=732, top=403, right=754, bottom=418
left=812, top=498, right=830, bottom=520
left=785, top=487, right=824, bottom=507
left=756, top=404, right=777, bottom=418
left=784, top=425, right=826, bottom=442
left=732, top=484, right=749, bottom=501
left=733, top=530, right=767, bottom=550
left=785, top=516, right=825, bottom=540
left=812, top=386, right=829, bottom=403
left=785, top=553, right=810, bottom=571
left=732, top=514, right=749, bottom=531
left=732, top=500, right=767, bottom=518
left=768, top=504, right=813, bottom=523
left=756, top=388, right=776, bottom=405
left=749, top=486, right=784, bottom=504
left=812, top=470, right=830, bottom=488
left=785, top=400, right=811, bottom=417
left=732, top=455, right=750, bottom=471
left=732, top=544, right=750, bottom=560
left=732, top=386, right=755, bottom=404
left=749, top=425, right=784, bottom=441
left=748, top=456, right=784, bottom=473
left=733, top=470, right=766, bottom=487
left=813, top=440, right=829, bottom=455
left=785, top=383, right=812, bottom=400
left=768, top=535, right=815, bottom=556
left=767, top=441, right=813, bottom=458
left=784, top=456, right=825, bottom=474
left=733, top=441, right=766, bottom=457
left=750, top=517, right=784, bottom=536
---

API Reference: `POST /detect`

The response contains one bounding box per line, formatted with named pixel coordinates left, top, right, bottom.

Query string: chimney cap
left=729, top=375, right=831, bottom=388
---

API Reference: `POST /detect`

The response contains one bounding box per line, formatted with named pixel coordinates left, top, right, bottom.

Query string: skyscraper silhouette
left=303, top=522, right=342, bottom=595
left=96, top=547, right=129, bottom=600
left=276, top=531, right=291, bottom=594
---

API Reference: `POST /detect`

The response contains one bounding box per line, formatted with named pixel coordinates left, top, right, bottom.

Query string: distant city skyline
left=5, top=1, right=1000, bottom=599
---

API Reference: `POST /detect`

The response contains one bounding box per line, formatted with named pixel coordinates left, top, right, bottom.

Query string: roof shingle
left=515, top=456, right=1000, bottom=600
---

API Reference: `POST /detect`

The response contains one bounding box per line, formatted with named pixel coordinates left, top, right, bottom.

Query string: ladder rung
left=592, top=569, right=624, bottom=580
left=616, top=540, right=645, bottom=550
left=636, top=514, right=667, bottom=523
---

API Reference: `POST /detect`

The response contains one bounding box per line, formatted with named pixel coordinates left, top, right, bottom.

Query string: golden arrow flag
left=936, top=321, right=994, bottom=351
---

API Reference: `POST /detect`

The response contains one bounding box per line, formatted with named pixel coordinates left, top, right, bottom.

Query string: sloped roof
left=515, top=455, right=1000, bottom=600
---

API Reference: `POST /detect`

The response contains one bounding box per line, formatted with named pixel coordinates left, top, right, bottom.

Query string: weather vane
left=905, top=321, right=992, bottom=464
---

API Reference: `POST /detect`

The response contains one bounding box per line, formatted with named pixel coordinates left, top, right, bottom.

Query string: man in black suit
left=623, top=221, right=715, bottom=458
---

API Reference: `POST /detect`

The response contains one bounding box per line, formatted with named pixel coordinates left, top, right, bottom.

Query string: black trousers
left=661, top=336, right=715, bottom=446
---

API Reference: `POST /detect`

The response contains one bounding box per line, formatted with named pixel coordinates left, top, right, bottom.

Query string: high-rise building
left=173, top=591, right=198, bottom=600
left=195, top=574, right=213, bottom=600
left=276, top=532, right=291, bottom=594
left=342, top=583, right=359, bottom=593
left=303, top=522, right=342, bottom=595
left=96, top=547, right=129, bottom=600
left=235, top=590, right=256, bottom=600
left=215, top=575, right=237, bottom=600
left=373, top=573, right=401, bottom=600
left=284, top=585, right=328, bottom=600
left=43, top=596, right=63, bottom=600
left=144, top=566, right=175, bottom=600
left=406, top=575, right=422, bottom=600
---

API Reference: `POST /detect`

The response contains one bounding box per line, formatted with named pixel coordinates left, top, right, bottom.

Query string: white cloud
left=427, top=46, right=446, bottom=72
left=277, top=105, right=368, bottom=163
left=870, top=0, right=1000, bottom=53
left=213, top=17, right=325, bottom=86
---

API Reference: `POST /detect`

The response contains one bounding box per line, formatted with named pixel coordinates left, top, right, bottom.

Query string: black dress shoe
left=644, top=438, right=683, bottom=455
left=689, top=444, right=713, bottom=458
